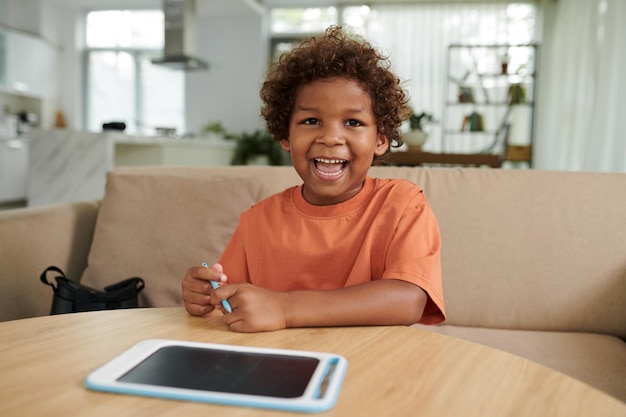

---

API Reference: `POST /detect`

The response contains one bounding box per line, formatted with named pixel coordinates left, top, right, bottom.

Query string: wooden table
left=387, top=150, right=502, bottom=167
left=1, top=308, right=624, bottom=416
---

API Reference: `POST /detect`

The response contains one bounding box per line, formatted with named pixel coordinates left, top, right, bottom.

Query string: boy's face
left=281, top=77, right=389, bottom=206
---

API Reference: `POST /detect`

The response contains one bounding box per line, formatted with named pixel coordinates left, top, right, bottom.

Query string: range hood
left=152, top=0, right=209, bottom=71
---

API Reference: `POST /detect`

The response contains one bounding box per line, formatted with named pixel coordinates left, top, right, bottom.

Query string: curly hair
left=260, top=26, right=411, bottom=162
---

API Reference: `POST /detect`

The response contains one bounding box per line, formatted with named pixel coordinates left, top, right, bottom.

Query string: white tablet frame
left=84, top=339, right=348, bottom=413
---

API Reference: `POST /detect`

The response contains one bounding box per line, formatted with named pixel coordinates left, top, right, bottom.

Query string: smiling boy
left=182, top=26, right=445, bottom=332
left=285, top=77, right=388, bottom=206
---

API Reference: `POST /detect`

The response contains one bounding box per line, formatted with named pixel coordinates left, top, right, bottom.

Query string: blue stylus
left=202, top=262, right=232, bottom=313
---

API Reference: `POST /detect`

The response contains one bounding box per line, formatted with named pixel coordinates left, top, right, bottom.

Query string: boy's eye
left=303, top=118, right=320, bottom=125
left=345, top=119, right=362, bottom=127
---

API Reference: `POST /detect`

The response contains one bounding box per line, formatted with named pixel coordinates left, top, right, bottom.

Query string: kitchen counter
left=27, top=129, right=236, bottom=207
left=0, top=136, right=30, bottom=204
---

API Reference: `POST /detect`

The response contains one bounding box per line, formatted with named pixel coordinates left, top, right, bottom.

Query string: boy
left=182, top=26, right=445, bottom=332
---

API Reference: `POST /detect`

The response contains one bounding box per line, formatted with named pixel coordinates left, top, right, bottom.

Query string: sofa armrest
left=0, top=201, right=100, bottom=321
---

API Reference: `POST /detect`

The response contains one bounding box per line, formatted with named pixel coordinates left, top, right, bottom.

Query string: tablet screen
left=117, top=346, right=320, bottom=398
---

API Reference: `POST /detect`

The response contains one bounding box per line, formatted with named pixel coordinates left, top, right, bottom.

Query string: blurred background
left=0, top=0, right=624, bottom=206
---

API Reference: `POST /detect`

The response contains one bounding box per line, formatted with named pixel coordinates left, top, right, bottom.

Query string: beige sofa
left=1, top=165, right=624, bottom=402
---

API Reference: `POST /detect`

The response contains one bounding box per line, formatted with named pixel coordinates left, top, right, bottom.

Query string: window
left=85, top=10, right=184, bottom=136
left=269, top=6, right=371, bottom=61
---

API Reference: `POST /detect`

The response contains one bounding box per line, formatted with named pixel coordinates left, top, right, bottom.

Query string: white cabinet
left=0, top=29, right=6, bottom=88
left=1, top=28, right=56, bottom=98
left=0, top=138, right=29, bottom=203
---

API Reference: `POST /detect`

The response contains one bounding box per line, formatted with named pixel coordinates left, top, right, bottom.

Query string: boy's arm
left=215, top=280, right=427, bottom=333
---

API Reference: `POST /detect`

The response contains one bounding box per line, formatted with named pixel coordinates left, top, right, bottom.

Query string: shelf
left=448, top=43, right=539, bottom=48
left=442, top=43, right=538, bottom=166
left=443, top=130, right=498, bottom=135
left=388, top=150, right=501, bottom=168
left=446, top=101, right=534, bottom=106
left=459, top=72, right=536, bottom=78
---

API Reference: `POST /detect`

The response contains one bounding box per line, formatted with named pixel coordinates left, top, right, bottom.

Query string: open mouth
left=313, top=158, right=348, bottom=177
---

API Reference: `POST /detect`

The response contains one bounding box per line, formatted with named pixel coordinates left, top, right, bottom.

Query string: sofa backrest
left=95, top=165, right=626, bottom=338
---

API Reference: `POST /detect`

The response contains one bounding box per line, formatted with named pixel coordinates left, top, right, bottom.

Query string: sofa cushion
left=107, top=165, right=303, bottom=200
left=413, top=324, right=626, bottom=403
left=80, top=170, right=261, bottom=307
left=372, top=167, right=626, bottom=339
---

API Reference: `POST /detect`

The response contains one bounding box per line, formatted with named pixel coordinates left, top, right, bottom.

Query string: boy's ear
left=280, top=138, right=290, bottom=151
left=374, top=133, right=389, bottom=156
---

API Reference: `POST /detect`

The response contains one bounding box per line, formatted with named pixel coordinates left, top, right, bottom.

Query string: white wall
left=533, top=0, right=556, bottom=171
left=1, top=0, right=41, bottom=33
left=187, top=11, right=268, bottom=135
left=56, top=8, right=85, bottom=131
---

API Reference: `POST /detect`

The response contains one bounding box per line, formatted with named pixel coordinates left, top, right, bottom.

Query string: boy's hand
left=216, top=283, right=291, bottom=333
left=182, top=263, right=228, bottom=316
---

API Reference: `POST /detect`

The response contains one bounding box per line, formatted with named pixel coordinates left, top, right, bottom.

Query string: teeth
left=314, top=158, right=346, bottom=177
left=315, top=158, right=345, bottom=164
left=319, top=169, right=343, bottom=177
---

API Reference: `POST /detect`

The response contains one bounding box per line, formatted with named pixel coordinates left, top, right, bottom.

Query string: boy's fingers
left=193, top=265, right=226, bottom=283
left=212, top=263, right=224, bottom=274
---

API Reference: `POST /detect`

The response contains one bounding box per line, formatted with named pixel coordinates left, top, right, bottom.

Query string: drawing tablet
left=84, top=339, right=348, bottom=413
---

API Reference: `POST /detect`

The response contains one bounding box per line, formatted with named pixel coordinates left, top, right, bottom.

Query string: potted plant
left=404, top=110, right=436, bottom=150
left=201, top=122, right=287, bottom=165
left=230, top=129, right=287, bottom=166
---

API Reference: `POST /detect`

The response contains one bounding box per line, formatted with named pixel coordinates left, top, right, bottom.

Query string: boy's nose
left=317, top=125, right=345, bottom=146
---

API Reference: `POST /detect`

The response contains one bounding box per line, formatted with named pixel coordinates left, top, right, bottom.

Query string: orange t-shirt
left=219, top=176, right=445, bottom=324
